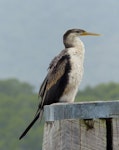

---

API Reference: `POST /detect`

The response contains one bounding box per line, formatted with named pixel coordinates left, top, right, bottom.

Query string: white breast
left=60, top=41, right=85, bottom=102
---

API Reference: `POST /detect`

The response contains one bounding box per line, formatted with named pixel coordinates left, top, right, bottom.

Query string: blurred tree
left=0, top=78, right=34, bottom=96
left=0, top=79, right=43, bottom=150
left=76, top=82, right=119, bottom=101
left=0, top=79, right=119, bottom=149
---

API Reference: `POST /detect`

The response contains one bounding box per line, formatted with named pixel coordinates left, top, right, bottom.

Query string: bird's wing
left=48, top=49, right=67, bottom=69
left=19, top=50, right=71, bottom=140
left=38, top=53, right=71, bottom=108
left=38, top=50, right=66, bottom=100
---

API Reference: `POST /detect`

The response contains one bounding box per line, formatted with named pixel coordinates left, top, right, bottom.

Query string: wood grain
left=112, top=118, right=119, bottom=150
left=42, top=119, right=106, bottom=150
left=42, top=101, right=119, bottom=150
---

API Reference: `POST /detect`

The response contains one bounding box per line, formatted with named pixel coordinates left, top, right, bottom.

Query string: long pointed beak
left=80, top=31, right=101, bottom=36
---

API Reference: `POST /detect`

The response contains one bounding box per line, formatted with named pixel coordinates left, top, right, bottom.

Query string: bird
left=19, top=29, right=100, bottom=140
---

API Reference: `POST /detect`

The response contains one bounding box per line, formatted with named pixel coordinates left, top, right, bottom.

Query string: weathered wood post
left=42, top=100, right=119, bottom=150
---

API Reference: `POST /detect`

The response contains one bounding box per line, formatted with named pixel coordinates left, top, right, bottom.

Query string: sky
left=0, top=0, right=119, bottom=90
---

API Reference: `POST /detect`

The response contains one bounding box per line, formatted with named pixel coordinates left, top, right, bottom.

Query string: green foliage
left=0, top=78, right=43, bottom=150
left=0, top=78, right=34, bottom=96
left=76, top=82, right=119, bottom=101
left=1, top=78, right=119, bottom=149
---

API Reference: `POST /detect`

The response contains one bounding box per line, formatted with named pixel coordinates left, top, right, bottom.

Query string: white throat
left=64, top=34, right=84, bottom=49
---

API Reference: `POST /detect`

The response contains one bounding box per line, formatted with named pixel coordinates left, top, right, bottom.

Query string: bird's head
left=63, top=29, right=100, bottom=48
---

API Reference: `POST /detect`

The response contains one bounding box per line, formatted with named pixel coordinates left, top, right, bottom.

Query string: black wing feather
left=19, top=53, right=71, bottom=140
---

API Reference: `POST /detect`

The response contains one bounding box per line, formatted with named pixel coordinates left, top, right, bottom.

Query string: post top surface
left=44, top=100, right=119, bottom=121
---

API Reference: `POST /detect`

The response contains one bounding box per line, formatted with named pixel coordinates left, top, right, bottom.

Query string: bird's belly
left=60, top=60, right=84, bottom=103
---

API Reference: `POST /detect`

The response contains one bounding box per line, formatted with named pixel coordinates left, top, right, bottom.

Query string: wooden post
left=42, top=100, right=119, bottom=150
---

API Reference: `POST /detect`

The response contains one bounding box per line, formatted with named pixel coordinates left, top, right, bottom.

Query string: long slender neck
left=63, top=35, right=83, bottom=49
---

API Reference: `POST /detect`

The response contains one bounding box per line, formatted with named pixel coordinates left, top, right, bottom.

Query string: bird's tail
left=19, top=109, right=43, bottom=140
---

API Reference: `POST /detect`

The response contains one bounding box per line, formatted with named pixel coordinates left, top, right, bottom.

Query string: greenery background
left=1, top=78, right=119, bottom=150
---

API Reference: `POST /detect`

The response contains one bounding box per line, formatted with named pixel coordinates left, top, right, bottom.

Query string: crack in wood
left=106, top=118, right=113, bottom=150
